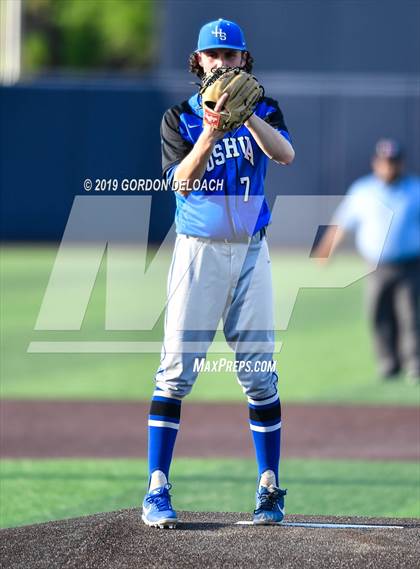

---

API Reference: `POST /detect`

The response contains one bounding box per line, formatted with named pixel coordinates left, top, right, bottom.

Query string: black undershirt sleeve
left=263, top=97, right=289, bottom=134
left=161, top=105, right=194, bottom=178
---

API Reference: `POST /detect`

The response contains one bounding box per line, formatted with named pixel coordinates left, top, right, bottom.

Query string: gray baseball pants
left=155, top=232, right=278, bottom=399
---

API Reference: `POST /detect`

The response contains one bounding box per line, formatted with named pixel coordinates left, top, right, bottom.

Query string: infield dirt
left=1, top=509, right=419, bottom=569
left=1, top=400, right=419, bottom=460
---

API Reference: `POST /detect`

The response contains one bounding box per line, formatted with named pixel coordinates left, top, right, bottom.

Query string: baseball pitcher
left=142, top=18, right=295, bottom=528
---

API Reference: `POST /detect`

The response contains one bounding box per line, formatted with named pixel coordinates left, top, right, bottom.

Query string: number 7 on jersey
left=240, top=176, right=250, bottom=202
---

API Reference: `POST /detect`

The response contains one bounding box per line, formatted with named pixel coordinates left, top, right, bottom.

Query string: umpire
left=316, top=138, right=420, bottom=382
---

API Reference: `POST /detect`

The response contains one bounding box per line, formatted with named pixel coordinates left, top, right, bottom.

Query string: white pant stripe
left=148, top=419, right=180, bottom=430
left=249, top=421, right=281, bottom=433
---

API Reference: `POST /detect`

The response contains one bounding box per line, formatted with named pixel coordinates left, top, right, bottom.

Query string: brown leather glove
left=199, top=66, right=264, bottom=132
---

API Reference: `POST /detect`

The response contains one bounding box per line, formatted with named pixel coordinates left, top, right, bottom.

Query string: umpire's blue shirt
left=160, top=93, right=292, bottom=240
left=334, top=174, right=420, bottom=264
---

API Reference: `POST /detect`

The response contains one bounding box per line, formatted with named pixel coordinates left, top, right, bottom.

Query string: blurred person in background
left=315, top=139, right=420, bottom=383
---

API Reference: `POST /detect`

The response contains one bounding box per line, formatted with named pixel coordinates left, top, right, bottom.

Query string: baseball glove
left=199, top=66, right=264, bottom=132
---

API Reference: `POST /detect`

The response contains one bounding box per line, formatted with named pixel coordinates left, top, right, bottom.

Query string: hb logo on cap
left=211, top=25, right=227, bottom=40
left=196, top=19, right=247, bottom=52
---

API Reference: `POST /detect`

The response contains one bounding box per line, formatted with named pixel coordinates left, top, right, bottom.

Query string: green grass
left=1, top=245, right=419, bottom=405
left=1, top=458, right=419, bottom=528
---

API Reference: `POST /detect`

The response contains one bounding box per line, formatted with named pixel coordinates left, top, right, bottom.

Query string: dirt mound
left=1, top=510, right=419, bottom=569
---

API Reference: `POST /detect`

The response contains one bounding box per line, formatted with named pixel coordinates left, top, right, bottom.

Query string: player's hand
left=215, top=92, right=229, bottom=111
left=202, top=93, right=229, bottom=141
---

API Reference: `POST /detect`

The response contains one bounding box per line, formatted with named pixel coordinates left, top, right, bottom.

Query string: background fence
left=1, top=0, right=419, bottom=243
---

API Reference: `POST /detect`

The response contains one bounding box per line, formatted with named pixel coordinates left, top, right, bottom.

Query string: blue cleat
left=253, top=485, right=287, bottom=525
left=142, top=483, right=177, bottom=529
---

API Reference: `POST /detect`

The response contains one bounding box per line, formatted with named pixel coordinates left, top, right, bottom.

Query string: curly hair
left=188, top=51, right=254, bottom=79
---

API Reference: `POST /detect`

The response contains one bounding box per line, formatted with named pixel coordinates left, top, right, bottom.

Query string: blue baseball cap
left=196, top=19, right=247, bottom=52
left=374, top=138, right=404, bottom=160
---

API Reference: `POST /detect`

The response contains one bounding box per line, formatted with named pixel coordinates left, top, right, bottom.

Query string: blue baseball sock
left=148, top=389, right=182, bottom=486
left=248, top=392, right=281, bottom=486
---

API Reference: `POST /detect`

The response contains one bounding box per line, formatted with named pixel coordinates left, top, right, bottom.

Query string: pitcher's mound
left=1, top=510, right=419, bottom=569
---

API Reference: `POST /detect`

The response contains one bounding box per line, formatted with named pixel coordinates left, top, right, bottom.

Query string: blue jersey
left=161, top=93, right=292, bottom=240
